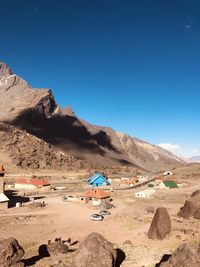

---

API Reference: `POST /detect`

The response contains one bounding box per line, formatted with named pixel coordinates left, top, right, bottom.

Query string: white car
left=90, top=214, right=104, bottom=221
left=99, top=210, right=111, bottom=216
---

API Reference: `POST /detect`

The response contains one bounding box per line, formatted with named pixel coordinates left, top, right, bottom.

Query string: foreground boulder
left=67, top=232, right=117, bottom=267
left=47, top=240, right=69, bottom=255
left=178, top=200, right=198, bottom=219
left=159, top=243, right=200, bottom=266
left=0, top=237, right=24, bottom=267
left=148, top=207, right=171, bottom=240
left=178, top=190, right=200, bottom=219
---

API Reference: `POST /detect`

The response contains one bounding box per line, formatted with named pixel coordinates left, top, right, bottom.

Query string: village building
left=158, top=180, right=178, bottom=189
left=0, top=192, right=9, bottom=209
left=121, top=177, right=139, bottom=186
left=15, top=179, right=50, bottom=190
left=62, top=195, right=88, bottom=204
left=81, top=188, right=110, bottom=206
left=163, top=180, right=178, bottom=188
left=87, top=173, right=110, bottom=187
left=135, top=188, right=155, bottom=198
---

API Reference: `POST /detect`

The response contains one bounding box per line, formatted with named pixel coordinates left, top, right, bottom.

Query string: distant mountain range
left=0, top=62, right=185, bottom=171
left=188, top=156, right=200, bottom=163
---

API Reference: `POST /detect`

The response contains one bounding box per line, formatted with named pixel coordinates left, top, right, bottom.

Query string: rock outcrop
left=0, top=237, right=24, bottom=267
left=67, top=232, right=117, bottom=267
left=159, top=243, right=200, bottom=267
left=148, top=207, right=171, bottom=240
left=47, top=241, right=68, bottom=255
left=178, top=190, right=200, bottom=219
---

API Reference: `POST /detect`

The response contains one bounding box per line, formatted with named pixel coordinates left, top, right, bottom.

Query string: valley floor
left=1, top=173, right=200, bottom=266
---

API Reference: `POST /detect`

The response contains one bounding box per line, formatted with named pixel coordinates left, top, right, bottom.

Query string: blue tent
left=87, top=173, right=110, bottom=187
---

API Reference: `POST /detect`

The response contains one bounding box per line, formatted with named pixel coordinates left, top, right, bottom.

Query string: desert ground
left=1, top=164, right=200, bottom=266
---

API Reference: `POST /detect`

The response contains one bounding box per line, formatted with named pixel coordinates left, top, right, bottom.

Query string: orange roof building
left=15, top=179, right=50, bottom=189
left=81, top=188, right=110, bottom=199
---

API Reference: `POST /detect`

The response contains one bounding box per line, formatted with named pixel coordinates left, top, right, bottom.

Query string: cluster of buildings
left=14, top=178, right=50, bottom=191
left=64, top=173, right=112, bottom=206
left=135, top=173, right=182, bottom=198
left=0, top=170, right=51, bottom=210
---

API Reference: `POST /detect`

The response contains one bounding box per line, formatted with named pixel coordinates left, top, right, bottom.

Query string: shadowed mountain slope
left=0, top=62, right=184, bottom=171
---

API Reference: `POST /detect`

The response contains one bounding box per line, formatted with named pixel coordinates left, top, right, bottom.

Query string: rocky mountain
left=0, top=123, right=88, bottom=171
left=0, top=62, right=184, bottom=171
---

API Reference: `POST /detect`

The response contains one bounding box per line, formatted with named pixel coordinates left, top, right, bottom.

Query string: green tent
left=163, top=181, right=178, bottom=188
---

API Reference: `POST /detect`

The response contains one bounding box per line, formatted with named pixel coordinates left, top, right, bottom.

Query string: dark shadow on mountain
left=117, top=159, right=135, bottom=166
left=155, top=254, right=172, bottom=267
left=10, top=109, right=120, bottom=156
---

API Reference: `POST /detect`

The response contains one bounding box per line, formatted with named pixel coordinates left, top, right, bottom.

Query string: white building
left=0, top=192, right=9, bottom=209
left=135, top=189, right=155, bottom=198
left=157, top=182, right=170, bottom=189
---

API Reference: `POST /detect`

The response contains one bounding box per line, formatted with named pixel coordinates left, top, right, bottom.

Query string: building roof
left=87, top=173, right=110, bottom=185
left=164, top=175, right=181, bottom=183
left=16, top=179, right=50, bottom=186
left=163, top=181, right=178, bottom=188
left=0, top=193, right=9, bottom=202
left=81, top=188, right=110, bottom=199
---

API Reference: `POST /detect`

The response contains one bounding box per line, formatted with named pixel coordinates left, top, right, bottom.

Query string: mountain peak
left=0, top=62, right=13, bottom=77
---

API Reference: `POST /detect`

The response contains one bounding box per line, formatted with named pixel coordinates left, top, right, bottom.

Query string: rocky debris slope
left=178, top=190, right=200, bottom=219
left=159, top=243, right=200, bottom=267
left=148, top=207, right=171, bottom=240
left=66, top=232, right=117, bottom=267
left=0, top=62, right=184, bottom=171
left=0, top=237, right=25, bottom=267
left=0, top=123, right=87, bottom=170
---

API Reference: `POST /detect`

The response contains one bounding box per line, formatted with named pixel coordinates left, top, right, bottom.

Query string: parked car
left=99, top=210, right=111, bottom=216
left=90, top=214, right=104, bottom=221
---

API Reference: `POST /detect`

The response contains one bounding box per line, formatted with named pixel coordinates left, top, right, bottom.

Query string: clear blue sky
left=0, top=0, right=199, bottom=157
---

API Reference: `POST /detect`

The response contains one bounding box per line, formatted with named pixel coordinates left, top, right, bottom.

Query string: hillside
left=0, top=123, right=88, bottom=171
left=0, top=62, right=184, bottom=171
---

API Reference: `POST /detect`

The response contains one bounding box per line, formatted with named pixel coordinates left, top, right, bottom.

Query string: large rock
left=178, top=190, right=200, bottom=219
left=148, top=207, right=171, bottom=240
left=0, top=237, right=24, bottom=267
left=47, top=241, right=68, bottom=255
left=191, top=190, right=200, bottom=198
left=68, top=232, right=117, bottom=267
left=159, top=243, right=200, bottom=267
left=178, top=200, right=198, bottom=219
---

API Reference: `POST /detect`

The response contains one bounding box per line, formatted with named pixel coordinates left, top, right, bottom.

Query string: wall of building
left=15, top=184, right=36, bottom=190
left=0, top=201, right=8, bottom=209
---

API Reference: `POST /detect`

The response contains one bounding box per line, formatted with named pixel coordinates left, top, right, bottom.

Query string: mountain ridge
left=0, top=62, right=184, bottom=171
